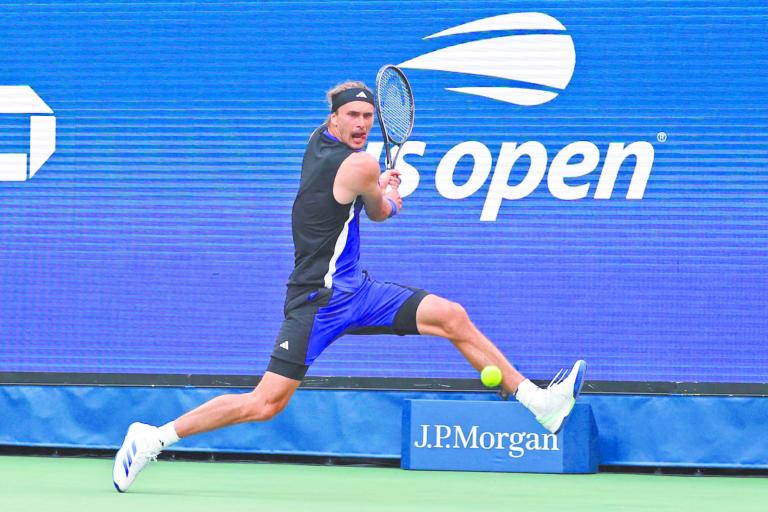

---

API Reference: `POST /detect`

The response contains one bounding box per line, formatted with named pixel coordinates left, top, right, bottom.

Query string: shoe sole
left=113, top=451, right=127, bottom=492
left=552, top=360, right=587, bottom=435
left=573, top=360, right=587, bottom=399
left=113, top=439, right=130, bottom=493
left=113, top=423, right=142, bottom=493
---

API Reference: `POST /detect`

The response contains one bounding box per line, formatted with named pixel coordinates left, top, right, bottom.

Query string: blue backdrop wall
left=1, top=1, right=767, bottom=383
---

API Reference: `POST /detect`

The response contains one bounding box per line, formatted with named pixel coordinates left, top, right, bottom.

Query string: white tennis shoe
left=113, top=422, right=163, bottom=492
left=526, top=360, right=587, bottom=434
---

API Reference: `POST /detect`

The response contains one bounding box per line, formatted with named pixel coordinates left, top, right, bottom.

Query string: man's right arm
left=333, top=152, right=402, bottom=222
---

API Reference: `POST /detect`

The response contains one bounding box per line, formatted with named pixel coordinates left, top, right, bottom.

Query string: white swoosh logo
left=398, top=13, right=575, bottom=106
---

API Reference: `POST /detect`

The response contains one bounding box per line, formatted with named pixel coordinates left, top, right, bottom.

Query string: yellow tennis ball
left=481, top=365, right=503, bottom=388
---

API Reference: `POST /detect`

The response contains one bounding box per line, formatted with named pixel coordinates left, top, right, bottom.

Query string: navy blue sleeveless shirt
left=287, top=125, right=365, bottom=292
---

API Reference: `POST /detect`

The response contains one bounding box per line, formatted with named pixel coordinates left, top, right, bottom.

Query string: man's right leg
left=114, top=286, right=347, bottom=492
left=175, top=371, right=301, bottom=437
left=113, top=372, right=300, bottom=492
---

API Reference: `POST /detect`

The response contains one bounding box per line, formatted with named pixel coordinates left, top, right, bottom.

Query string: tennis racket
left=375, top=65, right=415, bottom=171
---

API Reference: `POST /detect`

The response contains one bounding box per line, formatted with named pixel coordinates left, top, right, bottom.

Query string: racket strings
left=377, top=69, right=413, bottom=144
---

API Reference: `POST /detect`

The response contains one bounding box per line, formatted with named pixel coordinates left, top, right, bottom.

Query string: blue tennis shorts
left=267, top=272, right=429, bottom=380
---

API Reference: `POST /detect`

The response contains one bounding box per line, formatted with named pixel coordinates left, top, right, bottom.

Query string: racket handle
left=384, top=142, right=393, bottom=170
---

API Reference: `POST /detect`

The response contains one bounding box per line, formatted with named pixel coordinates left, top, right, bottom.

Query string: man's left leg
left=415, top=294, right=526, bottom=394
left=415, top=294, right=586, bottom=433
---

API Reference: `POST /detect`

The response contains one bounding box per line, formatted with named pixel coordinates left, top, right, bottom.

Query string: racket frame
left=375, top=64, right=415, bottom=170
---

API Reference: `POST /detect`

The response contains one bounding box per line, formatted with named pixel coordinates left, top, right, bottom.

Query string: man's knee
left=238, top=370, right=301, bottom=422
left=240, top=389, right=290, bottom=422
left=435, top=299, right=471, bottom=338
left=444, top=301, right=469, bottom=337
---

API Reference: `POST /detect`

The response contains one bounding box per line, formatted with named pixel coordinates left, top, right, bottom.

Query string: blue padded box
left=402, top=400, right=599, bottom=473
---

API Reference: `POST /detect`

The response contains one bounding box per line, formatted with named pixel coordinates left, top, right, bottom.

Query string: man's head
left=326, top=81, right=375, bottom=150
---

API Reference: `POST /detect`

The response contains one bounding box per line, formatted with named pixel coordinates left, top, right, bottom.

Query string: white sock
left=514, top=379, right=541, bottom=410
left=157, top=421, right=181, bottom=449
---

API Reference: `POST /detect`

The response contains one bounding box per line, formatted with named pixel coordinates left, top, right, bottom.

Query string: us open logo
left=0, top=86, right=56, bottom=181
left=398, top=12, right=575, bottom=106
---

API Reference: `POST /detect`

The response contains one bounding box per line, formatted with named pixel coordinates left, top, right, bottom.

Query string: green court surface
left=0, top=455, right=766, bottom=512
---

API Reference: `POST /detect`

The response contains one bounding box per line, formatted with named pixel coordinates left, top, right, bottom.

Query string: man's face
left=329, top=101, right=375, bottom=150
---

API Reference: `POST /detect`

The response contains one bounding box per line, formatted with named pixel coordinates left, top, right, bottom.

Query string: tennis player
left=113, top=81, right=586, bottom=492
